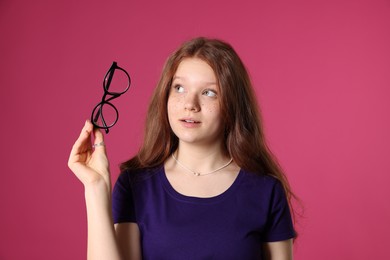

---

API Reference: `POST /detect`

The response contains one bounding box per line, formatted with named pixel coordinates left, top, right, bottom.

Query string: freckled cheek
left=167, top=97, right=183, bottom=115
left=204, top=103, right=220, bottom=114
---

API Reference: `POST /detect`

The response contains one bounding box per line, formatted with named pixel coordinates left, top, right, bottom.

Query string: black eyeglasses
left=91, top=61, right=131, bottom=134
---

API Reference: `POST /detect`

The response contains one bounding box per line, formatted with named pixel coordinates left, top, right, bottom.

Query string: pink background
left=1, top=0, right=389, bottom=259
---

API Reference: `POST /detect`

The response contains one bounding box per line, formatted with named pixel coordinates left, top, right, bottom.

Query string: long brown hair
left=121, top=37, right=296, bottom=206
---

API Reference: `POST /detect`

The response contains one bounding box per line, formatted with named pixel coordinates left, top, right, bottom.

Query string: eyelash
left=172, top=84, right=217, bottom=97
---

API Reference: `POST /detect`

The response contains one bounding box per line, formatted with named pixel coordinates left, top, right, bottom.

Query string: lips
left=179, top=118, right=201, bottom=127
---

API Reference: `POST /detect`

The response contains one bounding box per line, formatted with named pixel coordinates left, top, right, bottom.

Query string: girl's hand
left=68, top=120, right=111, bottom=191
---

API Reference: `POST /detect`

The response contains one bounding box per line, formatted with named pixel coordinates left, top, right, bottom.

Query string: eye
left=173, top=84, right=185, bottom=93
left=203, top=89, right=217, bottom=97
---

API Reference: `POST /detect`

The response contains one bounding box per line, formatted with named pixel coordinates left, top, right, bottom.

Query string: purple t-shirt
left=113, top=166, right=295, bottom=259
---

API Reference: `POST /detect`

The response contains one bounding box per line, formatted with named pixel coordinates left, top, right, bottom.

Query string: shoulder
left=115, top=166, right=163, bottom=191
left=240, top=169, right=283, bottom=191
left=237, top=169, right=287, bottom=203
left=118, top=166, right=162, bottom=182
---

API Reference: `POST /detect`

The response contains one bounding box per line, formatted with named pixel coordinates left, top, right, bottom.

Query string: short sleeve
left=112, top=171, right=137, bottom=224
left=262, top=181, right=296, bottom=242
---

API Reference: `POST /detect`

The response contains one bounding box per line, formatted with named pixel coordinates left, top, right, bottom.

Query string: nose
left=184, top=92, right=200, bottom=112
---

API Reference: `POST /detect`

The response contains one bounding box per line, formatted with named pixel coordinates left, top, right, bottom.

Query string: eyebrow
left=172, top=76, right=217, bottom=86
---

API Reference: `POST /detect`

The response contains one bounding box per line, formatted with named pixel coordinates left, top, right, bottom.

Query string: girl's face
left=167, top=58, right=224, bottom=147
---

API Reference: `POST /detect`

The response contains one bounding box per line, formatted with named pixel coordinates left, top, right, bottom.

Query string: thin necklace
left=171, top=153, right=233, bottom=177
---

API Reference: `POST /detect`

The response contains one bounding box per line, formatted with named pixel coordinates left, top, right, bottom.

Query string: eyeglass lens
left=92, top=102, right=119, bottom=129
left=104, top=68, right=130, bottom=94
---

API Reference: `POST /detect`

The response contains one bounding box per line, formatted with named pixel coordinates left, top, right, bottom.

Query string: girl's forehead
left=174, top=58, right=217, bottom=83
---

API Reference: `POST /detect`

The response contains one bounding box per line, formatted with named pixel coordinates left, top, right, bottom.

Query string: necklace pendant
left=194, top=172, right=200, bottom=176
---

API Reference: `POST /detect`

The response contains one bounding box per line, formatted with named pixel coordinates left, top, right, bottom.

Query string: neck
left=173, top=141, right=230, bottom=172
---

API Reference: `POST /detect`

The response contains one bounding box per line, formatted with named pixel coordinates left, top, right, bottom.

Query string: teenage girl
left=69, top=37, right=296, bottom=259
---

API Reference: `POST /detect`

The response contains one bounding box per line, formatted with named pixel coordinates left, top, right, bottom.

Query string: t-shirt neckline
left=159, top=166, right=243, bottom=204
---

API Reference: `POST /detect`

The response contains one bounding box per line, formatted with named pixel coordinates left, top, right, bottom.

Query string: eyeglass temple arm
left=104, top=63, right=117, bottom=92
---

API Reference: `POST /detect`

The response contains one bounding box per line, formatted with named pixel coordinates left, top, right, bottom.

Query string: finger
left=70, top=120, right=93, bottom=157
left=92, top=126, right=106, bottom=152
left=77, top=120, right=93, bottom=147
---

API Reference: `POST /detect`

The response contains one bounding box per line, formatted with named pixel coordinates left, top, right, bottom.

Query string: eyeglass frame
left=91, top=61, right=131, bottom=134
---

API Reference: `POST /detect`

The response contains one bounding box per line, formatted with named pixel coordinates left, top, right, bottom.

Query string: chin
left=177, top=135, right=201, bottom=144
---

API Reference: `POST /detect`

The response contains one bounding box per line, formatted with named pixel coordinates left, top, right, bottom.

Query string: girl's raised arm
left=68, top=120, right=122, bottom=260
